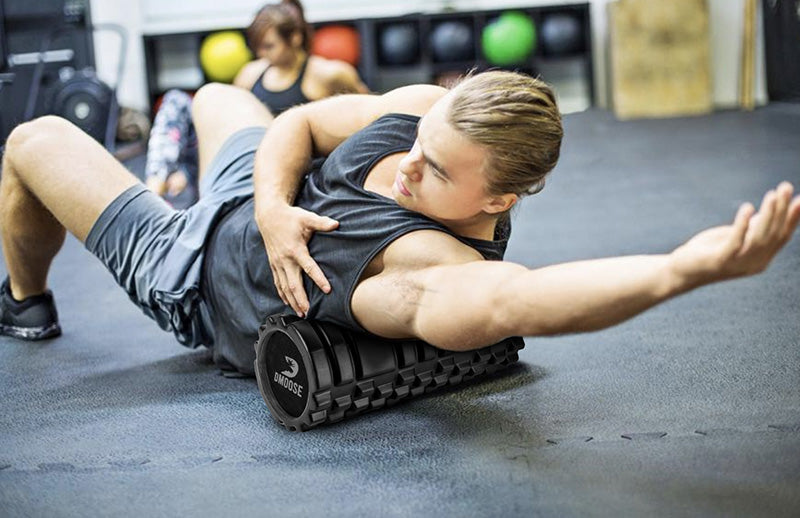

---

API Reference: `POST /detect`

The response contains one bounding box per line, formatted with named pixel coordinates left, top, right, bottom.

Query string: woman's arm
left=233, top=59, right=268, bottom=90
left=355, top=184, right=800, bottom=351
left=322, top=61, right=370, bottom=95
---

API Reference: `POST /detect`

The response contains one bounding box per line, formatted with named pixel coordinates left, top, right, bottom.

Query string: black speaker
left=45, top=67, right=113, bottom=143
left=0, top=0, right=95, bottom=145
left=763, top=0, right=800, bottom=101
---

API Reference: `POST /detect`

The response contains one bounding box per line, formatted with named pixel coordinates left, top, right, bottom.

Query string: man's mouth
left=395, top=174, right=412, bottom=197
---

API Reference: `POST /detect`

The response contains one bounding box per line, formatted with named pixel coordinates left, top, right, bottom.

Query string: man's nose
left=399, top=149, right=424, bottom=182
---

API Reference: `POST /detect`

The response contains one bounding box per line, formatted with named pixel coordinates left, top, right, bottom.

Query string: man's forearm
left=253, top=108, right=314, bottom=209
left=506, top=254, right=689, bottom=337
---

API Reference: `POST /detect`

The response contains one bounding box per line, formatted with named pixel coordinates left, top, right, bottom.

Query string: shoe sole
left=0, top=322, right=62, bottom=340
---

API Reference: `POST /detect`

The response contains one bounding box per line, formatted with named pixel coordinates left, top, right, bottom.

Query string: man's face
left=393, top=95, right=495, bottom=228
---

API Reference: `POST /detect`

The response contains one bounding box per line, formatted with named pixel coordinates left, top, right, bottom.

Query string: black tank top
left=250, top=59, right=311, bottom=116
left=204, top=114, right=509, bottom=373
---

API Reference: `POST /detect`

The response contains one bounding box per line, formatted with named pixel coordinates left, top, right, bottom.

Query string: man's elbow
left=418, top=297, right=518, bottom=353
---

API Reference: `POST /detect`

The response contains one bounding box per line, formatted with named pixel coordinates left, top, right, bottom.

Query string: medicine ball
left=200, top=31, right=253, bottom=83
left=46, top=67, right=113, bottom=144
left=431, top=21, right=474, bottom=63
left=311, top=25, right=360, bottom=66
left=541, top=14, right=583, bottom=56
left=379, top=23, right=419, bottom=65
left=482, top=11, right=537, bottom=66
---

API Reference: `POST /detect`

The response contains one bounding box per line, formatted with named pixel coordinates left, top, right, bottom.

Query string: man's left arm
left=353, top=184, right=800, bottom=351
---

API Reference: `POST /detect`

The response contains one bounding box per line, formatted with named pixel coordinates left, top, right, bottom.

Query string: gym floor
left=1, top=104, right=799, bottom=517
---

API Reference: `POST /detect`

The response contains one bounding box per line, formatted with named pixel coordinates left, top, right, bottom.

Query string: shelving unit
left=142, top=3, right=593, bottom=114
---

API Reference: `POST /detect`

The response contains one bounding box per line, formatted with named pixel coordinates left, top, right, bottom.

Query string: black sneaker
left=0, top=278, right=61, bottom=340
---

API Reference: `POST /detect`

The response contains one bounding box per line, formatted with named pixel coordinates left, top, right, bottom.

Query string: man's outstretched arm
left=355, top=183, right=800, bottom=351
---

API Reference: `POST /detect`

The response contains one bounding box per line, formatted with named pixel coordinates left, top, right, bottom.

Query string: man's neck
left=443, top=214, right=499, bottom=241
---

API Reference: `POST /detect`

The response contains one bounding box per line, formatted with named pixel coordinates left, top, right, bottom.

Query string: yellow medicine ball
left=199, top=31, right=253, bottom=83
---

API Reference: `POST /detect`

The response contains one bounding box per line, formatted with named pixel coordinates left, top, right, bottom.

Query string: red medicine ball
left=311, top=25, right=360, bottom=66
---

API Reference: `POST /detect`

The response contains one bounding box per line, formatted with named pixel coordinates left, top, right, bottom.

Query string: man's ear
left=484, top=193, right=517, bottom=215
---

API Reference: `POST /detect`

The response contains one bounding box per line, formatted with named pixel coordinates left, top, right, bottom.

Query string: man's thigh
left=6, top=116, right=140, bottom=242
left=191, top=83, right=273, bottom=180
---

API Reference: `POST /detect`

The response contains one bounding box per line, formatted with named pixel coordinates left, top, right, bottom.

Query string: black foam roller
left=254, top=314, right=525, bottom=431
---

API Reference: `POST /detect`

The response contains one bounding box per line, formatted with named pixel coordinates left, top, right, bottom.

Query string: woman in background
left=145, top=0, right=368, bottom=203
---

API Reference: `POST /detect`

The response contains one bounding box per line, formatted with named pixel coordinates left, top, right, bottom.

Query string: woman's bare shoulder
left=306, top=56, right=369, bottom=94
left=233, top=59, right=269, bottom=89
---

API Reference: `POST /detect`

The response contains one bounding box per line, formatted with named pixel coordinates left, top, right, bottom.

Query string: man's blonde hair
left=448, top=70, right=563, bottom=198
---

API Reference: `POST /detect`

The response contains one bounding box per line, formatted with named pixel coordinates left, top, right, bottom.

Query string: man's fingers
left=286, top=269, right=309, bottom=317
left=309, top=215, right=339, bottom=232
left=783, top=195, right=800, bottom=241
left=730, top=202, right=754, bottom=253
left=272, top=262, right=302, bottom=316
left=283, top=279, right=303, bottom=316
left=302, top=259, right=332, bottom=294
left=752, top=190, right=776, bottom=241
left=769, top=182, right=793, bottom=237
left=275, top=267, right=294, bottom=309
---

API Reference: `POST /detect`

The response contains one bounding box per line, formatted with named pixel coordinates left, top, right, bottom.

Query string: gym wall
left=91, top=0, right=768, bottom=113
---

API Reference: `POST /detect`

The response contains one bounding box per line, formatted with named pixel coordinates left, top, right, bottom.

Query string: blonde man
left=1, top=71, right=798, bottom=374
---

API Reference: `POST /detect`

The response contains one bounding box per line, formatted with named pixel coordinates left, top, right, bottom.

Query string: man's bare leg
left=191, top=83, right=274, bottom=184
left=1, top=116, right=140, bottom=300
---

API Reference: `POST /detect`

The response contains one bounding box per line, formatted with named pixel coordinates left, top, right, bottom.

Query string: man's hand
left=256, top=203, right=339, bottom=317
left=669, top=182, right=800, bottom=289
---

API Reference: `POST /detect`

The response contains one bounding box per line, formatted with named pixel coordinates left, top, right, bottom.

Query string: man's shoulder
left=381, top=229, right=484, bottom=272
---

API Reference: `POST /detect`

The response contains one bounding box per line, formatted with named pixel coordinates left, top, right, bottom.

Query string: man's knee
left=5, top=116, right=77, bottom=167
left=191, top=82, right=232, bottom=119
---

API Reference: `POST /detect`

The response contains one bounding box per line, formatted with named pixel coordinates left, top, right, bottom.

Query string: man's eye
left=428, top=165, right=445, bottom=180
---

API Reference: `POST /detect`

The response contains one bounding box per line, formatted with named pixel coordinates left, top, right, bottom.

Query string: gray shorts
left=85, top=126, right=267, bottom=347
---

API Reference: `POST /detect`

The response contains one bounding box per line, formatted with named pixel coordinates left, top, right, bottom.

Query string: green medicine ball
left=482, top=11, right=537, bottom=66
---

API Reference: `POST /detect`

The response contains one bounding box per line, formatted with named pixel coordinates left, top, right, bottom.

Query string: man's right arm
left=253, top=84, right=448, bottom=316
left=253, top=84, right=446, bottom=205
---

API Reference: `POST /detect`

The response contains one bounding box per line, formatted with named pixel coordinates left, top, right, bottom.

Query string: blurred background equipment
left=141, top=5, right=596, bottom=113
left=739, top=0, right=757, bottom=110
left=610, top=0, right=712, bottom=119
left=311, top=24, right=360, bottom=66
left=199, top=31, right=252, bottom=83
left=762, top=0, right=800, bottom=102
left=481, top=11, right=537, bottom=66
left=38, top=23, right=126, bottom=150
left=0, top=0, right=96, bottom=146
left=378, top=23, right=419, bottom=66
left=430, top=20, right=474, bottom=63
left=540, top=12, right=583, bottom=56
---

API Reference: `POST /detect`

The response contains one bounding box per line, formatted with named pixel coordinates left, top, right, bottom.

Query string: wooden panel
left=610, top=0, right=712, bottom=119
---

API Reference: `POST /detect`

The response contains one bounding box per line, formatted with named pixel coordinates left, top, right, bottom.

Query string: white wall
left=90, top=0, right=148, bottom=111
left=90, top=0, right=767, bottom=112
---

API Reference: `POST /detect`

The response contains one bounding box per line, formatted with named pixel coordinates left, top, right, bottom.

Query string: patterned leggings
left=145, top=89, right=199, bottom=187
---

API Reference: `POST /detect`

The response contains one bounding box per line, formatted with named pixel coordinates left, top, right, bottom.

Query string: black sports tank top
left=250, top=58, right=311, bottom=116
left=204, top=114, right=509, bottom=373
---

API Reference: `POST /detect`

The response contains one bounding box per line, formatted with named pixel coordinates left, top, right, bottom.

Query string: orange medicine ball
left=311, top=25, right=361, bottom=66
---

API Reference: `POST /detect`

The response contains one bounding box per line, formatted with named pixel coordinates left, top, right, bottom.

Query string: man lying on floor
left=1, top=70, right=798, bottom=374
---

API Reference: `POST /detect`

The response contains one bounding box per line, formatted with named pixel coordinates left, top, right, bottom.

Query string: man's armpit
left=350, top=271, right=427, bottom=339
